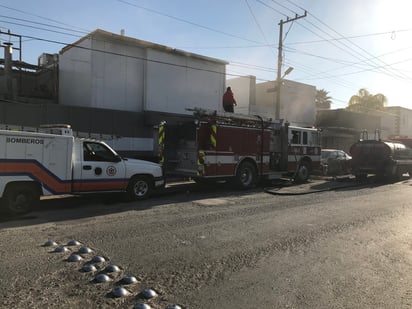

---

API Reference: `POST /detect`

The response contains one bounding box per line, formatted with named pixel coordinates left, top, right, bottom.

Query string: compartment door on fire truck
left=76, top=141, right=127, bottom=192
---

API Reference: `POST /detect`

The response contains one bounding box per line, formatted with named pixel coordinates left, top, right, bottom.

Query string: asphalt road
left=1, top=177, right=412, bottom=308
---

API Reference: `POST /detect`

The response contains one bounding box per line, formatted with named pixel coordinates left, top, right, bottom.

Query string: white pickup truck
left=0, top=125, right=164, bottom=215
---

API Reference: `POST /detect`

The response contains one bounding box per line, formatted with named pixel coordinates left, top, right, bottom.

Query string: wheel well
left=236, top=158, right=258, bottom=175
left=130, top=174, right=154, bottom=186
left=299, top=157, right=312, bottom=171
left=4, top=181, right=42, bottom=196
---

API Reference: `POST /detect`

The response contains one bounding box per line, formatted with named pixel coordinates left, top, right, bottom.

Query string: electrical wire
left=116, top=0, right=265, bottom=45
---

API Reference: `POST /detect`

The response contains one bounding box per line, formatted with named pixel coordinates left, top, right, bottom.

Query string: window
left=302, top=132, right=308, bottom=145
left=83, top=142, right=118, bottom=162
left=291, top=130, right=301, bottom=144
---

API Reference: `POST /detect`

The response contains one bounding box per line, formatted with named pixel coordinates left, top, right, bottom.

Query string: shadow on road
left=1, top=175, right=409, bottom=228
left=0, top=179, right=259, bottom=227
left=264, top=174, right=410, bottom=195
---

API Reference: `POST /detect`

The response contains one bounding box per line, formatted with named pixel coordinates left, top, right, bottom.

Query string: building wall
left=59, top=31, right=226, bottom=114
left=254, top=79, right=316, bottom=126
left=145, top=49, right=225, bottom=114
left=59, top=39, right=92, bottom=108
left=91, top=35, right=145, bottom=111
left=386, top=106, right=412, bottom=137
left=225, top=76, right=256, bottom=115
left=369, top=109, right=397, bottom=139
left=316, top=109, right=382, bottom=152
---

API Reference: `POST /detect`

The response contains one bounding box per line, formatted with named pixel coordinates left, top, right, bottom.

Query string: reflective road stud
left=43, top=240, right=58, bottom=247
left=54, top=246, right=69, bottom=253
left=121, top=276, right=138, bottom=284
left=112, top=286, right=131, bottom=298
left=91, top=255, right=106, bottom=263
left=44, top=240, right=184, bottom=308
left=95, top=273, right=111, bottom=283
left=104, top=264, right=121, bottom=273
left=134, top=304, right=151, bottom=309
left=81, top=264, right=97, bottom=272
left=67, top=240, right=81, bottom=246
left=78, top=246, right=93, bottom=254
left=67, top=254, right=82, bottom=262
left=141, top=288, right=157, bottom=299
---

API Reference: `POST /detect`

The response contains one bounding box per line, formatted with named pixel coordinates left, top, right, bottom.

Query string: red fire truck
left=157, top=110, right=321, bottom=188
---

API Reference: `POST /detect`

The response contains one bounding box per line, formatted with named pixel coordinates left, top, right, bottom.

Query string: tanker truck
left=349, top=130, right=412, bottom=180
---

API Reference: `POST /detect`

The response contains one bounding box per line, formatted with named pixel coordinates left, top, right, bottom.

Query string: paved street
left=1, top=177, right=412, bottom=308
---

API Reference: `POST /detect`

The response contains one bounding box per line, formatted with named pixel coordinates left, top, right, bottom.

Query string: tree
left=347, top=88, right=387, bottom=112
left=315, top=89, right=332, bottom=109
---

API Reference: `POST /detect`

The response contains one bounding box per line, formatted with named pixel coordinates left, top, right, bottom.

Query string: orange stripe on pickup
left=0, top=160, right=129, bottom=194
left=0, top=161, right=72, bottom=193
left=72, top=181, right=128, bottom=192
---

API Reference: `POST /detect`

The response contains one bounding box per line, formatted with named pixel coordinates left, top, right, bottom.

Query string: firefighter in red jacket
left=222, top=86, right=237, bottom=112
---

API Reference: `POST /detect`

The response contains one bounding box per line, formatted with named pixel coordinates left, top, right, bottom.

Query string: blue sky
left=1, top=0, right=412, bottom=110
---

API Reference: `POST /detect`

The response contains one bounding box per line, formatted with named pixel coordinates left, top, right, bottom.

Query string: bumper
left=154, top=176, right=165, bottom=188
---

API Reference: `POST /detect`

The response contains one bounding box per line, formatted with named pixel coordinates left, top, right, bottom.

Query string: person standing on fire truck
left=222, top=86, right=237, bottom=112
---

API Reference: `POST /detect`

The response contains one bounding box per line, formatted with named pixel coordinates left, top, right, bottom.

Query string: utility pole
left=275, top=11, right=307, bottom=119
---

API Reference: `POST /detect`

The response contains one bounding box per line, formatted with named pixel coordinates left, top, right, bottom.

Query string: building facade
left=59, top=29, right=227, bottom=115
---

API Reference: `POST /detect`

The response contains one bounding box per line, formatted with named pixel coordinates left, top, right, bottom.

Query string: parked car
left=321, top=149, right=352, bottom=176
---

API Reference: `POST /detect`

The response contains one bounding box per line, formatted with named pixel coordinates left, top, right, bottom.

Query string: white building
left=59, top=29, right=228, bottom=115
left=227, top=77, right=316, bottom=127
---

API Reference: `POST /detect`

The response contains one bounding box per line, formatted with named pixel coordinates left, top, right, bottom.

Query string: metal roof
left=60, top=29, right=228, bottom=65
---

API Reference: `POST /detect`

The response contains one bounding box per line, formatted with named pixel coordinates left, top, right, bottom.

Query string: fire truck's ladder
left=360, top=129, right=381, bottom=141
left=188, top=107, right=276, bottom=129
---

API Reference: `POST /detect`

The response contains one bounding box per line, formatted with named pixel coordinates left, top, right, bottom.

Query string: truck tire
left=127, top=176, right=152, bottom=200
left=390, top=165, right=402, bottom=181
left=2, top=184, right=40, bottom=215
left=355, top=173, right=367, bottom=180
left=294, top=163, right=310, bottom=183
left=235, top=161, right=257, bottom=189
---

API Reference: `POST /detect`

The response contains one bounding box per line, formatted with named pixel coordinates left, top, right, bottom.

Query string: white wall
left=254, top=80, right=316, bottom=126
left=60, top=35, right=226, bottom=114
left=90, top=38, right=145, bottom=111
left=60, top=37, right=146, bottom=112
left=145, top=49, right=226, bottom=114
left=225, top=76, right=255, bottom=115
left=228, top=77, right=316, bottom=126
left=59, top=39, right=92, bottom=107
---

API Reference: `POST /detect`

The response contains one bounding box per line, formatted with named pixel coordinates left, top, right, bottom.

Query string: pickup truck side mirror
left=113, top=155, right=122, bottom=163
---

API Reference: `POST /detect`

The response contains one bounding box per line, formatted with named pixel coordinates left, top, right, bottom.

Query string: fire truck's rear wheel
left=294, top=163, right=310, bottom=183
left=235, top=161, right=257, bottom=189
left=2, top=184, right=39, bottom=215
left=127, top=176, right=152, bottom=200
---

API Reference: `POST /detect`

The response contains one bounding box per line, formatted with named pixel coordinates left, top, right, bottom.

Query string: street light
left=275, top=66, right=294, bottom=119
left=282, top=66, right=294, bottom=78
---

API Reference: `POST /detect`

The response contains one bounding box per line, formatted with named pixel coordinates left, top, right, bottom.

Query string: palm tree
left=315, top=89, right=332, bottom=109
left=347, top=88, right=387, bottom=112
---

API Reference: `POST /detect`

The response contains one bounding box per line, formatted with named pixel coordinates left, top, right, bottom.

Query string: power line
left=287, top=28, right=412, bottom=46
left=0, top=18, right=85, bottom=38
left=116, top=0, right=265, bottom=45
left=0, top=4, right=90, bottom=33
left=281, top=0, right=411, bottom=81
left=244, top=0, right=277, bottom=59
left=9, top=31, right=277, bottom=82
left=0, top=15, right=88, bottom=36
left=306, top=11, right=411, bottom=80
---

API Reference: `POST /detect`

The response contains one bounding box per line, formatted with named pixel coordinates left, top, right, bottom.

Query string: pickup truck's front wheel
left=2, top=183, right=40, bottom=215
left=127, top=176, right=152, bottom=200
